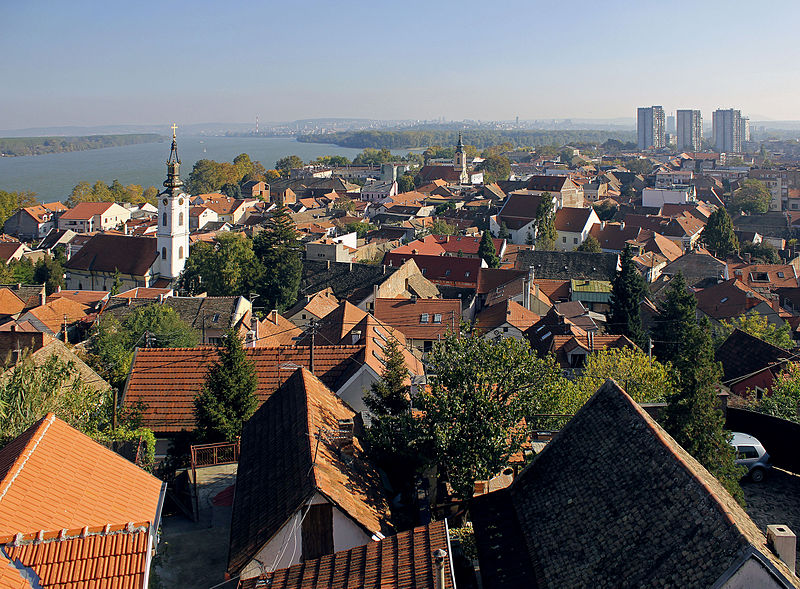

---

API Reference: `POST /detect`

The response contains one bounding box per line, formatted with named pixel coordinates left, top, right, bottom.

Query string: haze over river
left=0, top=136, right=379, bottom=202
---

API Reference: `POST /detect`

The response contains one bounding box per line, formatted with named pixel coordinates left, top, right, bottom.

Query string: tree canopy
left=608, top=245, right=647, bottom=347
left=718, top=314, right=793, bottom=350
left=194, top=331, right=258, bottom=442
left=478, top=231, right=500, bottom=268
left=253, top=206, right=303, bottom=311
left=534, top=193, right=557, bottom=251
left=187, top=153, right=267, bottom=194
left=750, top=363, right=800, bottom=423
left=576, top=234, right=601, bottom=252
left=704, top=207, right=738, bottom=258
left=732, top=179, right=771, bottom=214
left=0, top=190, right=38, bottom=226
left=476, top=155, right=511, bottom=184
left=275, top=155, right=303, bottom=176
left=179, top=232, right=261, bottom=297
left=66, top=180, right=158, bottom=207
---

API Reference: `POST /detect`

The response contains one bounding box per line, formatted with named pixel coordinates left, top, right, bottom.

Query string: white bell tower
left=156, top=125, right=190, bottom=281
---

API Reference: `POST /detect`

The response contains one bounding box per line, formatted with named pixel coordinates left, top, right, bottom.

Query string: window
left=573, top=237, right=578, bottom=244
left=161, top=247, right=167, bottom=260
left=778, top=272, right=785, bottom=278
left=444, top=270, right=451, bottom=276
left=465, top=271, right=470, bottom=277
left=736, top=446, right=759, bottom=460
left=420, top=313, right=429, bottom=323
left=301, top=314, right=307, bottom=319
left=178, top=212, right=184, bottom=226
left=433, top=313, right=442, bottom=323
left=179, top=246, right=184, bottom=259
left=162, top=213, right=167, bottom=226
left=212, top=313, right=220, bottom=323
left=503, top=326, right=509, bottom=332
left=562, top=237, right=567, bottom=243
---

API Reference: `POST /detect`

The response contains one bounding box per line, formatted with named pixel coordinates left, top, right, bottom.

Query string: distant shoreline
left=0, top=134, right=164, bottom=158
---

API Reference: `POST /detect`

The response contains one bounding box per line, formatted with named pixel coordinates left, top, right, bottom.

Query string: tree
left=608, top=245, right=647, bottom=347
left=592, top=200, right=617, bottom=221
left=275, top=155, right=304, bottom=176
left=344, top=221, right=375, bottom=239
left=478, top=231, right=500, bottom=268
left=498, top=222, right=510, bottom=240
left=89, top=304, right=199, bottom=390
left=221, top=182, right=241, bottom=199
left=751, top=363, right=800, bottom=423
left=534, top=194, right=557, bottom=250
left=0, top=190, right=37, bottom=226
left=719, top=314, right=793, bottom=350
left=0, top=353, right=112, bottom=446
left=574, top=347, right=673, bottom=408
left=418, top=332, right=570, bottom=499
left=313, top=155, right=351, bottom=167
left=353, top=148, right=393, bottom=166
left=179, top=233, right=260, bottom=297
left=740, top=241, right=781, bottom=264
left=704, top=207, right=739, bottom=257
left=624, top=158, right=654, bottom=176
left=429, top=219, right=457, bottom=236
left=732, top=179, right=771, bottom=214
left=194, top=331, right=258, bottom=442
left=33, top=255, right=64, bottom=295
left=477, top=155, right=511, bottom=184
left=363, top=337, right=421, bottom=491
left=397, top=173, right=416, bottom=193
left=577, top=234, right=601, bottom=252
left=253, top=206, right=302, bottom=311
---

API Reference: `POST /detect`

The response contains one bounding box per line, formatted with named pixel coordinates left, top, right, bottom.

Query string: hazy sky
left=3, top=0, right=800, bottom=129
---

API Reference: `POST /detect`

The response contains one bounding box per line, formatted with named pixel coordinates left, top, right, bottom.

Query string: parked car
left=731, top=432, right=771, bottom=482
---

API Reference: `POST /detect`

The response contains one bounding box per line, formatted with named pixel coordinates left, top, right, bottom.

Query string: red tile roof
left=383, top=254, right=482, bottom=288
left=123, top=346, right=367, bottom=433
left=0, top=414, right=163, bottom=537
left=241, top=521, right=454, bottom=589
left=554, top=207, right=596, bottom=232
left=474, top=300, right=540, bottom=335
left=2, top=525, right=150, bottom=589
left=58, top=202, right=117, bottom=220
left=477, top=268, right=527, bottom=295
left=373, top=298, right=461, bottom=340
left=390, top=234, right=503, bottom=258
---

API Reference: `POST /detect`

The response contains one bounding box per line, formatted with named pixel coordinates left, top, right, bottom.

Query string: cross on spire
left=171, top=123, right=178, bottom=138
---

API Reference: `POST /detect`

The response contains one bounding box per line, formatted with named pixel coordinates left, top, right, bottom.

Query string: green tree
left=344, top=221, right=375, bottom=239
left=577, top=234, right=601, bottom=252
left=429, top=219, right=457, bottom=236
left=574, top=347, right=673, bottom=407
left=0, top=190, right=38, bottom=226
left=477, top=155, right=511, bottom=184
left=194, top=331, right=258, bottom=442
left=592, top=200, right=617, bottom=221
left=418, top=332, right=570, bottom=499
left=704, top=208, right=739, bottom=257
left=313, top=155, right=351, bottom=167
left=751, top=363, right=800, bottom=423
left=534, top=193, right=557, bottom=251
left=0, top=353, right=112, bottom=446
left=718, top=315, right=793, bottom=350
left=740, top=241, right=781, bottom=264
left=33, top=255, right=64, bottom=295
left=397, top=173, right=416, bottom=193
left=478, top=230, right=500, bottom=268
left=498, top=221, right=510, bottom=240
left=253, top=206, right=302, bottom=311
left=353, top=148, right=393, bottom=166
left=179, top=233, right=260, bottom=296
left=732, top=179, right=771, bottom=214
left=608, top=245, right=647, bottom=347
left=363, top=337, right=421, bottom=490
left=221, top=182, right=242, bottom=199
left=109, top=268, right=122, bottom=296
left=624, top=158, right=654, bottom=176
left=275, top=155, right=304, bottom=176
left=89, top=304, right=199, bottom=389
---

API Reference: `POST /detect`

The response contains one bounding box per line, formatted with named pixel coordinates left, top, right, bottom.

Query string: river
left=0, top=136, right=384, bottom=202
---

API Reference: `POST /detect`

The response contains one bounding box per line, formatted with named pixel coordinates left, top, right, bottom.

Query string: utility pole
left=648, top=337, right=653, bottom=364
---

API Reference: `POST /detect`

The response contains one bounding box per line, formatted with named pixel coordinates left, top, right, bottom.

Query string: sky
left=2, top=0, right=800, bottom=130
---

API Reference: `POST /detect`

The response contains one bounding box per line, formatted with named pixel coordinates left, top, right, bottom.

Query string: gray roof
left=100, top=295, right=245, bottom=330
left=471, top=379, right=800, bottom=589
left=514, top=250, right=619, bottom=281
left=301, top=260, right=399, bottom=304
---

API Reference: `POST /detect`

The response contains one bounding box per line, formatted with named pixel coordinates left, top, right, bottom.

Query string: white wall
left=336, top=365, right=379, bottom=413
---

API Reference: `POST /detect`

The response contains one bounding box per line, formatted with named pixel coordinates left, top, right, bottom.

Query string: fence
left=189, top=440, right=241, bottom=521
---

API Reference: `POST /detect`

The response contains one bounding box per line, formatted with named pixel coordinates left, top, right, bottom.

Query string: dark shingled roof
left=100, top=295, right=245, bottom=330
left=716, top=328, right=791, bottom=384
left=513, top=250, right=619, bottom=281
left=471, top=379, right=800, bottom=589
left=301, top=260, right=398, bottom=304
left=63, top=234, right=158, bottom=276
left=227, top=368, right=391, bottom=577
left=525, top=175, right=573, bottom=192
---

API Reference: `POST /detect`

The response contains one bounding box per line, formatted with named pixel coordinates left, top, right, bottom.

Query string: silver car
left=731, top=432, right=771, bottom=483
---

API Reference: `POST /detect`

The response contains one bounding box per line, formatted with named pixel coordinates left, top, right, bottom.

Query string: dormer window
left=420, top=313, right=430, bottom=324
left=434, top=313, right=442, bottom=323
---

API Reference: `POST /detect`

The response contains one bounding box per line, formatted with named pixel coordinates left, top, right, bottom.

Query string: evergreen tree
left=609, top=245, right=647, bottom=347
left=498, top=221, right=510, bottom=240
left=576, top=234, right=601, bottom=252
left=194, top=330, right=258, bottom=442
left=253, top=205, right=303, bottom=311
left=478, top=231, right=501, bottom=268
left=534, top=193, right=557, bottom=250
left=704, top=208, right=738, bottom=258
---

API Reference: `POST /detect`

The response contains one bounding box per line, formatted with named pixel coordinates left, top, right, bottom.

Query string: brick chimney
left=336, top=418, right=355, bottom=456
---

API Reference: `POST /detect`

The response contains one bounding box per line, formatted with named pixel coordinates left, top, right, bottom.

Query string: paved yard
left=742, top=468, right=800, bottom=554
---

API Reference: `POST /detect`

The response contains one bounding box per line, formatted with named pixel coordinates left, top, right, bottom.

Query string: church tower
left=156, top=125, right=190, bottom=281
left=454, top=132, right=469, bottom=184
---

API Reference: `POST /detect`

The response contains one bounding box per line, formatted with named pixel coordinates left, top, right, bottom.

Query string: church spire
left=456, top=132, right=464, bottom=150
left=164, top=124, right=183, bottom=190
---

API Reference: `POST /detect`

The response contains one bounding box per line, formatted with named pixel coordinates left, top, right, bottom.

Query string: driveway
left=742, top=467, right=800, bottom=553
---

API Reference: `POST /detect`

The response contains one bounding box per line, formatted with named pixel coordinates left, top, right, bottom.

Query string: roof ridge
left=0, top=520, right=152, bottom=546
left=0, top=413, right=56, bottom=505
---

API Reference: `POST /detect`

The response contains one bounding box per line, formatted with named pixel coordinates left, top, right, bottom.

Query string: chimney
left=39, top=291, right=46, bottom=307
left=337, top=418, right=355, bottom=456
left=269, top=309, right=278, bottom=325
left=767, top=525, right=796, bottom=573
left=433, top=549, right=447, bottom=589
